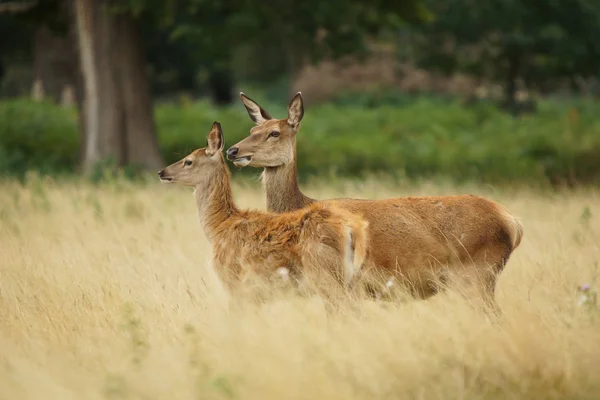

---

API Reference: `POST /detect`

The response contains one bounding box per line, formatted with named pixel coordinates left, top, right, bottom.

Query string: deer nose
left=158, top=169, right=164, bottom=177
left=226, top=147, right=239, bottom=160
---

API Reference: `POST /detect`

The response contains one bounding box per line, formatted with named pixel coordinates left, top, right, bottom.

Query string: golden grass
left=1, top=174, right=600, bottom=400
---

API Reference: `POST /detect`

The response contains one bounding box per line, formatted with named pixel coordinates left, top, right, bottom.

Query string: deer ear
left=206, top=122, right=224, bottom=156
left=287, top=92, right=304, bottom=129
left=240, top=92, right=273, bottom=125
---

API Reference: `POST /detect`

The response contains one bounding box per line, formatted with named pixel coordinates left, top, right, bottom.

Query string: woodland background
left=0, top=0, right=599, bottom=185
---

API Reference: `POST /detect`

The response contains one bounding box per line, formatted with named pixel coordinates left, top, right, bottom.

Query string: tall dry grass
left=1, top=174, right=599, bottom=400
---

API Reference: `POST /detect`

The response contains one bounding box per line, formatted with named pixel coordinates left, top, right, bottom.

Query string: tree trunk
left=32, top=24, right=78, bottom=103
left=113, top=12, right=164, bottom=168
left=73, top=0, right=163, bottom=173
left=74, top=0, right=103, bottom=168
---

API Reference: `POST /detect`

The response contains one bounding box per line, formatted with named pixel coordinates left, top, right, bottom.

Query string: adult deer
left=226, top=92, right=523, bottom=303
left=158, top=122, right=369, bottom=299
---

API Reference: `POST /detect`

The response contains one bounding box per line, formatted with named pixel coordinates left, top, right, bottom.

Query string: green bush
left=1, top=95, right=600, bottom=185
left=0, top=99, right=79, bottom=178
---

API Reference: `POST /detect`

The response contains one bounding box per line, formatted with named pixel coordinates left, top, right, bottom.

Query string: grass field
left=1, top=175, right=600, bottom=400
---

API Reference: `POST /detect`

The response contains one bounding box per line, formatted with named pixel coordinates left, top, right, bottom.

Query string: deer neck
left=261, top=150, right=313, bottom=213
left=194, top=161, right=238, bottom=241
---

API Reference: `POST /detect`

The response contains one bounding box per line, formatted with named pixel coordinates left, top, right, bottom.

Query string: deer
left=158, top=121, right=369, bottom=301
left=225, top=92, right=524, bottom=305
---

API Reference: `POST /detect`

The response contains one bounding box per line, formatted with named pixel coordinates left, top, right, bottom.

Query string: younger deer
left=158, top=122, right=369, bottom=299
left=226, top=92, right=524, bottom=304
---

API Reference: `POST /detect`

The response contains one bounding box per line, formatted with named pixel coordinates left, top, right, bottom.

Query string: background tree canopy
left=0, top=0, right=599, bottom=184
left=410, top=0, right=600, bottom=111
left=1, top=0, right=431, bottom=172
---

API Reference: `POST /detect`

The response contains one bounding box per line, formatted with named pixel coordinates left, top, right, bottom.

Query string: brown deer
left=158, top=122, right=369, bottom=299
left=226, top=92, right=524, bottom=304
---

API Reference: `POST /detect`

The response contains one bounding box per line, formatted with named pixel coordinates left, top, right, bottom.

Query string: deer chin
left=159, top=177, right=174, bottom=183
left=233, top=156, right=252, bottom=167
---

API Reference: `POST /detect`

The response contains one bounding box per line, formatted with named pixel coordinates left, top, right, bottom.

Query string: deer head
left=226, top=92, right=304, bottom=168
left=158, top=121, right=225, bottom=187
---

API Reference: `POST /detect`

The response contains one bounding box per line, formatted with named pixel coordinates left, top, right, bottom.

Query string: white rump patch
left=276, top=267, right=290, bottom=281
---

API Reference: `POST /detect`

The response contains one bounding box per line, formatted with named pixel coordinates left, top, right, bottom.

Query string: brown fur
left=227, top=92, right=524, bottom=302
left=158, top=122, right=369, bottom=298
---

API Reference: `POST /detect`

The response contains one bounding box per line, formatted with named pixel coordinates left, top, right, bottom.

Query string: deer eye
left=268, top=131, right=280, bottom=138
left=184, top=159, right=192, bottom=166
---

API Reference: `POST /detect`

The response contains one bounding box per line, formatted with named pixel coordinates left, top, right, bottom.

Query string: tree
left=410, top=0, right=600, bottom=111
left=73, top=0, right=163, bottom=172
left=169, top=0, right=431, bottom=97
left=2, top=0, right=164, bottom=171
left=8, top=0, right=430, bottom=173
left=0, top=1, right=79, bottom=102
left=71, top=0, right=429, bottom=171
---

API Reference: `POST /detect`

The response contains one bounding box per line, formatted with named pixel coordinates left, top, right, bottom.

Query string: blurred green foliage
left=411, top=0, right=600, bottom=108
left=1, top=94, right=600, bottom=186
left=1, top=0, right=429, bottom=105
left=0, top=99, right=79, bottom=177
